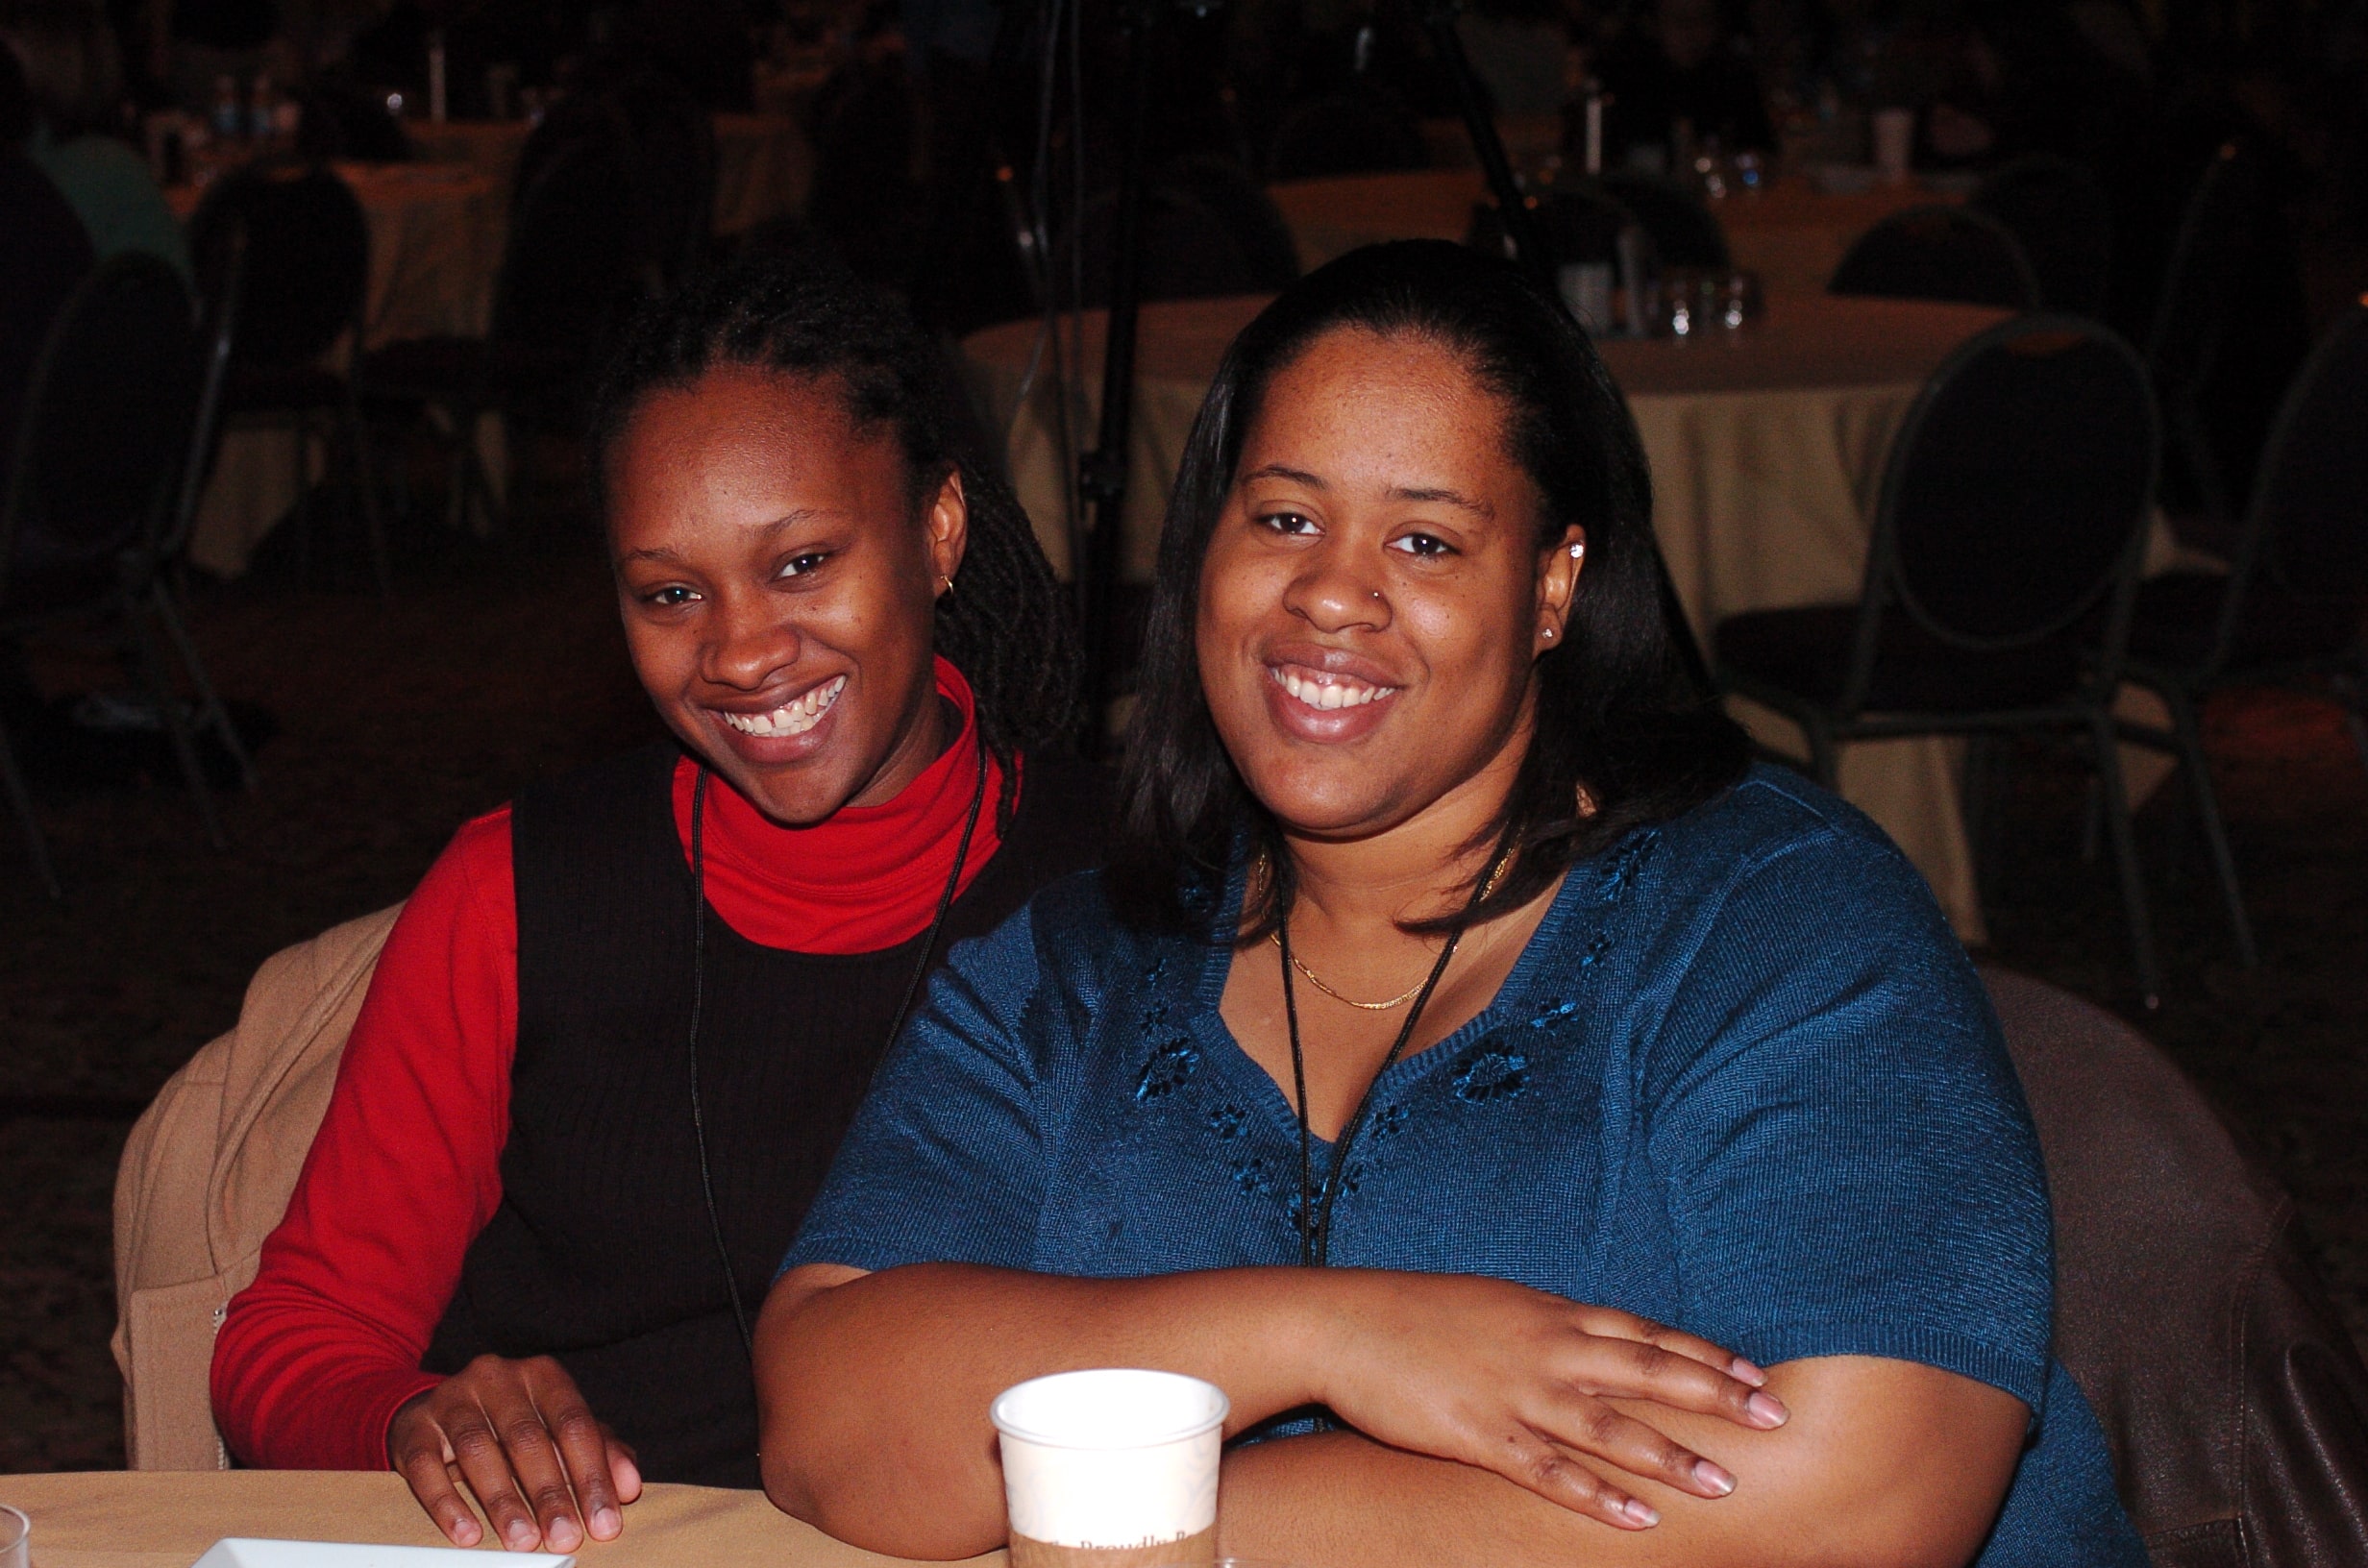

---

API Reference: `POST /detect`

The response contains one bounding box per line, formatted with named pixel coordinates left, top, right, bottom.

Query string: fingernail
left=1729, top=1356, right=1768, bottom=1386
left=548, top=1518, right=580, bottom=1551
left=1748, top=1390, right=1789, bottom=1427
left=1693, top=1458, right=1737, bottom=1496
left=592, top=1507, right=622, bottom=1537
left=453, top=1521, right=481, bottom=1547
left=1621, top=1498, right=1661, bottom=1528
left=504, top=1521, right=536, bottom=1549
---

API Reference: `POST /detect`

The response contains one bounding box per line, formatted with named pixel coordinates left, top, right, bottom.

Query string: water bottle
left=210, top=75, right=242, bottom=141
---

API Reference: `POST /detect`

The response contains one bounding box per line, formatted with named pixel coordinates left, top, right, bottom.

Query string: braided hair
left=588, top=252, right=1084, bottom=824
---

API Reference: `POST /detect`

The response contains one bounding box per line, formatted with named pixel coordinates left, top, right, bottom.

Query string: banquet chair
left=518, top=71, right=718, bottom=291
left=185, top=162, right=389, bottom=594
left=112, top=903, right=402, bottom=1469
left=1468, top=184, right=1635, bottom=271
left=2145, top=141, right=2289, bottom=535
left=1829, top=205, right=2042, bottom=310
left=0, top=255, right=219, bottom=889
left=146, top=227, right=258, bottom=797
left=2100, top=300, right=2368, bottom=967
left=1970, top=155, right=2113, bottom=318
left=1588, top=172, right=1731, bottom=270
left=1712, top=316, right=2169, bottom=1002
left=1983, top=968, right=2368, bottom=1566
left=1160, top=156, right=1302, bottom=292
left=291, top=76, right=412, bottom=163
left=1057, top=175, right=1297, bottom=308
left=360, top=135, right=648, bottom=535
left=1266, top=86, right=1427, bottom=181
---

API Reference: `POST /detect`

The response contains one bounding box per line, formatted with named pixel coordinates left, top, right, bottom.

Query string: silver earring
left=1542, top=626, right=1557, bottom=641
left=1568, top=542, right=1585, bottom=560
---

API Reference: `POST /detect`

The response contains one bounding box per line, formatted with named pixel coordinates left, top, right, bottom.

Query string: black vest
left=425, top=743, right=1107, bottom=1485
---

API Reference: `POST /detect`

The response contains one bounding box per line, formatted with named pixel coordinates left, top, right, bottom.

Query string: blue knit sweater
left=785, top=766, right=2145, bottom=1563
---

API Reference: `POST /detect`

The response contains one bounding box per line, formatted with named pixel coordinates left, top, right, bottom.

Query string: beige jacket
left=111, top=904, right=401, bottom=1471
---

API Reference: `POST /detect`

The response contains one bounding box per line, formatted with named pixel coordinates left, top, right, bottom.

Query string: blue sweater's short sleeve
left=781, top=884, right=1078, bottom=1277
left=1638, top=816, right=2052, bottom=1409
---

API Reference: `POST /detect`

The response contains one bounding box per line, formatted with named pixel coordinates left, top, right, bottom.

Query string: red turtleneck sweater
left=212, top=660, right=1008, bottom=1471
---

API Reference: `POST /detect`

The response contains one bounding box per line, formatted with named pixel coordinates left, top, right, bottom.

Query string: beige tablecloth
left=407, top=118, right=531, bottom=196
left=0, top=1478, right=989, bottom=1568
left=1270, top=169, right=1950, bottom=295
left=172, top=160, right=506, bottom=577
left=0, top=1470, right=998, bottom=1568
left=964, top=290, right=2180, bottom=942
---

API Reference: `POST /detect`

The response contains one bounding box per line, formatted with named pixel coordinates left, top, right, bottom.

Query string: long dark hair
left=1113, top=240, right=1747, bottom=937
left=588, top=252, right=1083, bottom=823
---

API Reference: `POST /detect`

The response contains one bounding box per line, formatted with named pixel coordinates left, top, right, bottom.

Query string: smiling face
left=1195, top=327, right=1584, bottom=843
left=608, top=364, right=966, bottom=825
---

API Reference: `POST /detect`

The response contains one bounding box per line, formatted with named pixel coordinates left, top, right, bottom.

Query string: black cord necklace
left=686, top=739, right=990, bottom=1364
left=1279, top=838, right=1516, bottom=1268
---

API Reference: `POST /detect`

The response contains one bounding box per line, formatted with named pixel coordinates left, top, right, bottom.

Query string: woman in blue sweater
left=752, top=241, right=2144, bottom=1568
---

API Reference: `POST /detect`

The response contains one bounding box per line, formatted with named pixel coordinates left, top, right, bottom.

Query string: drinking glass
left=0, top=1503, right=29, bottom=1568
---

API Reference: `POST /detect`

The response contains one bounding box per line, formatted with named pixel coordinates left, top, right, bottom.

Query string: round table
left=169, top=160, right=506, bottom=578
left=0, top=1468, right=975, bottom=1567
left=1268, top=169, right=1952, bottom=295
left=964, top=290, right=2182, bottom=943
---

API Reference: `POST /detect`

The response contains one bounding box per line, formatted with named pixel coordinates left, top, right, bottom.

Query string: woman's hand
left=388, top=1355, right=642, bottom=1552
left=1308, top=1272, right=1789, bottom=1531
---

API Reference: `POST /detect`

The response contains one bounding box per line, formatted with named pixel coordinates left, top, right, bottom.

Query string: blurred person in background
left=136, top=0, right=278, bottom=111
left=0, top=37, right=96, bottom=554
left=1, top=0, right=189, bottom=280
left=1596, top=0, right=1773, bottom=166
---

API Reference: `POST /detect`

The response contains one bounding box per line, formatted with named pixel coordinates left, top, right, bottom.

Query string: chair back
left=519, top=77, right=717, bottom=290
left=489, top=135, right=647, bottom=414
left=2251, top=300, right=2368, bottom=607
left=0, top=255, right=200, bottom=610
left=2145, top=141, right=2257, bottom=395
left=1970, top=154, right=2113, bottom=317
left=1469, top=185, right=1633, bottom=268
left=291, top=78, right=412, bottom=163
left=1591, top=172, right=1731, bottom=269
left=1862, top=315, right=2156, bottom=668
left=1159, top=155, right=1300, bottom=290
left=1829, top=205, right=2042, bottom=309
left=1057, top=166, right=1296, bottom=307
left=185, top=162, right=370, bottom=371
left=159, top=227, right=246, bottom=566
left=1983, top=968, right=2368, bottom=1567
left=1266, top=88, right=1426, bottom=181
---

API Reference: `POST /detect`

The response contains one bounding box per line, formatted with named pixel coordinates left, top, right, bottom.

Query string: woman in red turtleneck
left=210, top=257, right=1099, bottom=1553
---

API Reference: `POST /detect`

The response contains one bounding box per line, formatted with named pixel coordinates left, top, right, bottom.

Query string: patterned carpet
left=1, top=529, right=2361, bottom=1473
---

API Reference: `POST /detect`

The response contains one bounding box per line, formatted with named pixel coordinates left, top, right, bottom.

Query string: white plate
left=191, top=1540, right=574, bottom=1567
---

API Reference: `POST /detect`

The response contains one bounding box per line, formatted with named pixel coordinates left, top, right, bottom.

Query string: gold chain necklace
left=1266, top=930, right=1434, bottom=1010
left=1261, top=850, right=1515, bottom=1011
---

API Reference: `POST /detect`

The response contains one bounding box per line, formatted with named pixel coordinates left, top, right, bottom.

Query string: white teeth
left=717, top=675, right=846, bottom=738
left=1271, top=667, right=1393, bottom=712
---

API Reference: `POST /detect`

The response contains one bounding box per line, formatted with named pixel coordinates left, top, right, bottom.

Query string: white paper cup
left=993, top=1369, right=1228, bottom=1568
